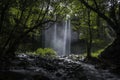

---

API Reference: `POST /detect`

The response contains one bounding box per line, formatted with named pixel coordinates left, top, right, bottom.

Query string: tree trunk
left=99, top=34, right=120, bottom=66
left=86, top=9, right=92, bottom=59
left=79, top=0, right=120, bottom=66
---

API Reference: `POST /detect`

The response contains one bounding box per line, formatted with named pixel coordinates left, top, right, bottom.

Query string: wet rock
left=110, top=66, right=120, bottom=75
left=0, top=71, right=26, bottom=80
left=0, top=70, right=52, bottom=80
left=33, top=74, right=51, bottom=80
left=55, top=72, right=62, bottom=77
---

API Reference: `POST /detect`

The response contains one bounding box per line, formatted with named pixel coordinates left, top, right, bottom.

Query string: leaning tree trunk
left=99, top=33, right=120, bottom=66
left=78, top=0, right=120, bottom=67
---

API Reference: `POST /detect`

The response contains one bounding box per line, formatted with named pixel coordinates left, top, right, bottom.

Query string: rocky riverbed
left=0, top=54, right=120, bottom=80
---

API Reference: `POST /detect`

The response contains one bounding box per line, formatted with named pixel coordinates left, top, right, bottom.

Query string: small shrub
left=35, top=48, right=57, bottom=57
left=36, top=48, right=45, bottom=56
left=44, top=48, right=56, bottom=56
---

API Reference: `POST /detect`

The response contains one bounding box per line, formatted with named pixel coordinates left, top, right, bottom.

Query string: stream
left=0, top=54, right=120, bottom=80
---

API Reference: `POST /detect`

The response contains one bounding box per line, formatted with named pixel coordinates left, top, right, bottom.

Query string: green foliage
left=0, top=0, right=115, bottom=59
left=83, top=49, right=104, bottom=58
left=92, top=49, right=104, bottom=58
left=92, top=39, right=104, bottom=44
left=35, top=48, right=57, bottom=57
left=0, top=0, right=75, bottom=55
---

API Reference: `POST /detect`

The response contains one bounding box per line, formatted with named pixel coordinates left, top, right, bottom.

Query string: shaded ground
left=0, top=54, right=120, bottom=80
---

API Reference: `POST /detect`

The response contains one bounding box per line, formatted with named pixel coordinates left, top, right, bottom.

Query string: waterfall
left=45, top=19, right=71, bottom=56
left=53, top=23, right=57, bottom=50
left=67, top=20, right=71, bottom=55
left=63, top=20, right=67, bottom=56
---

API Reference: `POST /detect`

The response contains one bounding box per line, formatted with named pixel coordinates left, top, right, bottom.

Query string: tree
left=79, top=0, right=120, bottom=65
left=86, top=9, right=92, bottom=59
left=0, top=0, right=73, bottom=60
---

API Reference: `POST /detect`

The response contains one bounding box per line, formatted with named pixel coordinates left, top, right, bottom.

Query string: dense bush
left=35, top=48, right=57, bottom=57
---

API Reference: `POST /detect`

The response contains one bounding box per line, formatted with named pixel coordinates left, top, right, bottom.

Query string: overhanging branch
left=79, top=0, right=116, bottom=29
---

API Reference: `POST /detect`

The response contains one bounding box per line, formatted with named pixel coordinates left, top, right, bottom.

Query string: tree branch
left=79, top=0, right=117, bottom=30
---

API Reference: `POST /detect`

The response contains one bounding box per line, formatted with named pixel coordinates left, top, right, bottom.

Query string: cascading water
left=63, top=20, right=67, bottom=55
left=67, top=20, right=71, bottom=55
left=45, top=19, right=71, bottom=56
left=53, top=23, right=57, bottom=50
